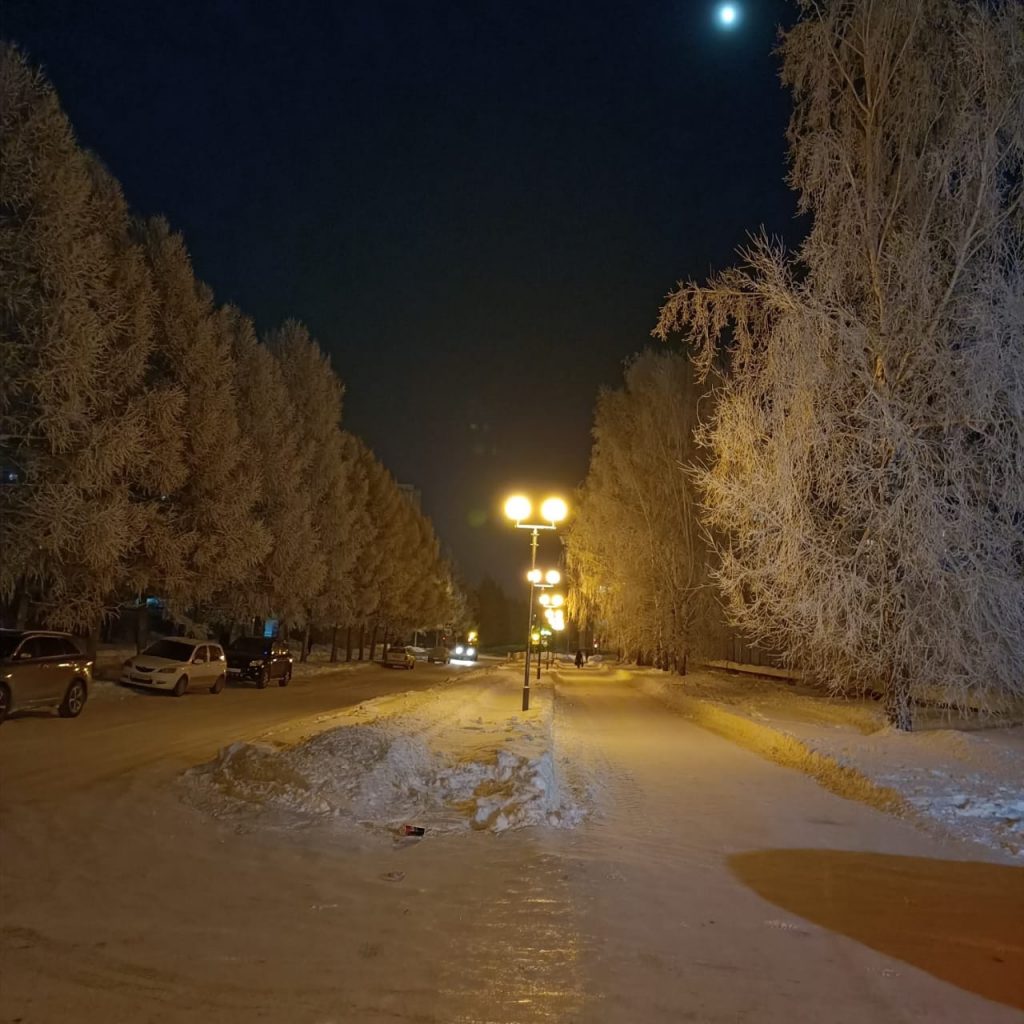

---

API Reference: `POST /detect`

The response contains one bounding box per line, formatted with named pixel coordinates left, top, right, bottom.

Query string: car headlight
left=455, top=645, right=464, bottom=654
left=466, top=647, right=476, bottom=657
left=249, top=660, right=263, bottom=667
left=157, top=666, right=179, bottom=674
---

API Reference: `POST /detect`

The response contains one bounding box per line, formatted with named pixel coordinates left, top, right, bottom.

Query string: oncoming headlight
left=455, top=645, right=465, bottom=655
left=466, top=647, right=476, bottom=657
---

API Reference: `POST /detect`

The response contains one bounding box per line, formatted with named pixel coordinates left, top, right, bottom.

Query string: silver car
left=0, top=629, right=92, bottom=723
left=121, top=637, right=227, bottom=696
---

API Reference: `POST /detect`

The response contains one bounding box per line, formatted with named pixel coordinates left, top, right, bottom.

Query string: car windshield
left=142, top=639, right=195, bottom=661
left=0, top=635, right=23, bottom=659
left=229, top=637, right=270, bottom=655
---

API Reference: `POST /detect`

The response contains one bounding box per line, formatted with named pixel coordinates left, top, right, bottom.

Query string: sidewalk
left=622, top=665, right=1024, bottom=859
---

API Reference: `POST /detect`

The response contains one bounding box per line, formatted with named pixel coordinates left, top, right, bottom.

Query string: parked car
left=383, top=644, right=416, bottom=670
left=225, top=636, right=293, bottom=688
left=0, top=629, right=92, bottom=724
left=427, top=645, right=450, bottom=664
left=121, top=637, right=227, bottom=696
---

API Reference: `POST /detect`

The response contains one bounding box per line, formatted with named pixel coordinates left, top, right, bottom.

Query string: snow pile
left=632, top=667, right=1024, bottom=857
left=183, top=674, right=586, bottom=835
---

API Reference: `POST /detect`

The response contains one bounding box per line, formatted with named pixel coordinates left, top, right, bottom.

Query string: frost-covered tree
left=210, top=308, right=323, bottom=631
left=566, top=351, right=719, bottom=670
left=136, top=217, right=268, bottom=615
left=267, top=320, right=358, bottom=654
left=0, top=46, right=176, bottom=636
left=344, top=437, right=386, bottom=658
left=656, top=0, right=1024, bottom=726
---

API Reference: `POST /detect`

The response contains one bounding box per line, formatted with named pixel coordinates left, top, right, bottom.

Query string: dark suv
left=0, top=629, right=92, bottom=723
left=225, top=637, right=293, bottom=688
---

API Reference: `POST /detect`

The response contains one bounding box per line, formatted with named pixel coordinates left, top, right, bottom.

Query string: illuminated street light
left=504, top=490, right=569, bottom=710
left=504, top=494, right=532, bottom=523
left=539, top=497, right=568, bottom=524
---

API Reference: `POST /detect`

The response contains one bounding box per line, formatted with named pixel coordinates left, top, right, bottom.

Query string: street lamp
left=504, top=493, right=568, bottom=710
left=538, top=592, right=566, bottom=669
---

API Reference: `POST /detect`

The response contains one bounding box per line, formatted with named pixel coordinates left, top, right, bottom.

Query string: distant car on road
left=383, top=644, right=416, bottom=670
left=0, top=629, right=92, bottom=724
left=121, top=637, right=227, bottom=696
left=427, top=645, right=450, bottom=664
left=452, top=642, right=477, bottom=662
left=225, top=637, right=293, bottom=688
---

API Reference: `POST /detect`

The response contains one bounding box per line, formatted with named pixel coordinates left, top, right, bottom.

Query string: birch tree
left=656, top=0, right=1024, bottom=726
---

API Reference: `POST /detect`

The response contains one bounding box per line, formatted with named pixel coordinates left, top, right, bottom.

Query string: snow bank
left=183, top=674, right=586, bottom=836
left=631, top=667, right=1024, bottom=858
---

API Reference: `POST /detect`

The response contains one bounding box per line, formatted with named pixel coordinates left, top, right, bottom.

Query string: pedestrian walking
left=574, top=649, right=584, bottom=669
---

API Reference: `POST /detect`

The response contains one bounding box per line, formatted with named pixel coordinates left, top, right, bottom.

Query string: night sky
left=6, top=0, right=798, bottom=591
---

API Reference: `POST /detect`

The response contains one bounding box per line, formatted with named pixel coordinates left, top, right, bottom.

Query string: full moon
left=717, top=3, right=740, bottom=28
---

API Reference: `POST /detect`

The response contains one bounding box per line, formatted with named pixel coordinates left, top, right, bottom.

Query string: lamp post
left=504, top=494, right=568, bottom=710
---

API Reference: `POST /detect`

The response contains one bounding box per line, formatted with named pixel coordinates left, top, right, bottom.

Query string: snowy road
left=0, top=660, right=462, bottom=803
left=0, top=665, right=1020, bottom=1022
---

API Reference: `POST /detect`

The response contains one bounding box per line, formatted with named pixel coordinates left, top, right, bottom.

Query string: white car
left=122, top=637, right=227, bottom=696
left=382, top=645, right=416, bottom=670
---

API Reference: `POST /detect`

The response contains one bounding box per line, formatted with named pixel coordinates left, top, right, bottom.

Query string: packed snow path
left=1, top=663, right=1020, bottom=1022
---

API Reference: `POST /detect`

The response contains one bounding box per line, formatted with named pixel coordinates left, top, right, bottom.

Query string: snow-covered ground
left=178, top=658, right=1023, bottom=854
left=182, top=673, right=587, bottom=836
left=4, top=662, right=1021, bottom=1022
left=630, top=665, right=1024, bottom=858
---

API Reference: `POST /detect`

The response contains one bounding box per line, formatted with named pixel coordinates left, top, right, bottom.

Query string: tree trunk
left=134, top=602, right=149, bottom=654
left=358, top=624, right=365, bottom=661
left=300, top=622, right=311, bottom=663
left=330, top=624, right=339, bottom=663
left=14, top=578, right=30, bottom=628
left=85, top=621, right=101, bottom=663
left=885, top=675, right=914, bottom=732
left=369, top=622, right=379, bottom=662
left=346, top=626, right=353, bottom=662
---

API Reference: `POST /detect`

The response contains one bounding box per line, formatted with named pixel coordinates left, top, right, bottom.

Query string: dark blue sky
left=6, top=0, right=799, bottom=589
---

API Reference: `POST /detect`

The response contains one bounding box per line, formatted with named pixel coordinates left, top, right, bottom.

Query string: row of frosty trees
left=0, top=44, right=468, bottom=658
left=566, top=0, right=1024, bottom=729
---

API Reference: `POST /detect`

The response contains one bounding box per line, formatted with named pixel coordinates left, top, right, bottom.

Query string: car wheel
left=257, top=667, right=268, bottom=689
left=172, top=675, right=188, bottom=697
left=279, top=668, right=291, bottom=687
left=210, top=673, right=225, bottom=695
left=0, top=683, right=10, bottom=724
left=59, top=678, right=87, bottom=718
